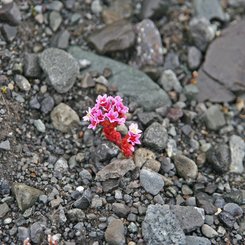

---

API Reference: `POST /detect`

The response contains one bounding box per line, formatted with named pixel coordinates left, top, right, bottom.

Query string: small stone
left=14, top=74, right=31, bottom=91
left=218, top=211, right=236, bottom=228
left=30, top=222, right=45, bottom=244
left=137, top=112, right=161, bottom=127
left=143, top=122, right=168, bottom=152
left=128, top=222, right=138, bottom=233
left=158, top=69, right=182, bottom=92
left=73, top=189, right=92, bottom=210
left=33, top=119, right=46, bottom=133
left=134, top=148, right=156, bottom=169
left=0, top=140, right=10, bottom=150
left=88, top=20, right=135, bottom=53
left=80, top=72, right=95, bottom=88
left=143, top=159, right=161, bottom=172
left=188, top=46, right=202, bottom=70
left=0, top=203, right=10, bottom=218
left=105, top=219, right=125, bottom=245
left=29, top=96, right=40, bottom=109
left=4, top=217, right=12, bottom=224
left=67, top=208, right=85, bottom=222
left=112, top=203, right=130, bottom=218
left=91, top=0, right=102, bottom=14
left=41, top=95, right=55, bottom=114
left=0, top=178, right=10, bottom=195
left=0, top=2, right=21, bottom=26
left=196, top=192, right=217, bottom=214
left=202, top=105, right=226, bottom=131
left=54, top=157, right=68, bottom=173
left=167, top=107, right=183, bottom=122
left=184, top=84, right=199, bottom=101
left=140, top=168, right=164, bottom=195
left=224, top=190, right=245, bottom=205
left=51, top=29, right=70, bottom=49
left=51, top=103, right=80, bottom=132
left=18, top=227, right=30, bottom=242
left=49, top=11, right=62, bottom=32
left=223, top=203, right=243, bottom=219
left=201, top=224, right=218, bottom=238
left=23, top=53, right=42, bottom=78
left=46, top=1, right=63, bottom=11
left=79, top=169, right=92, bottom=185
left=1, top=24, right=17, bottom=42
left=174, top=155, right=198, bottom=180
left=229, top=135, right=245, bottom=173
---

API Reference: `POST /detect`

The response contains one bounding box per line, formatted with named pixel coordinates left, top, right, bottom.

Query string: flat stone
left=196, top=192, right=217, bottom=215
left=131, top=19, right=163, bottom=68
left=88, top=20, right=135, bottom=53
left=224, top=190, right=245, bottom=205
left=12, top=183, right=43, bottom=212
left=158, top=69, right=182, bottom=92
left=186, top=236, right=211, bottom=245
left=112, top=203, right=130, bottom=218
left=18, top=227, right=30, bottom=242
left=141, top=0, right=169, bottom=19
left=39, top=48, right=79, bottom=93
left=202, top=105, right=226, bottom=131
left=51, top=29, right=70, bottom=49
left=170, top=205, right=204, bottom=233
left=202, top=19, right=245, bottom=93
left=142, top=204, right=186, bottom=245
left=0, top=203, right=10, bottom=218
left=102, top=0, right=132, bottom=24
left=193, top=0, right=226, bottom=21
left=229, top=135, right=245, bottom=173
left=1, top=24, right=17, bottom=42
left=96, top=159, right=135, bottom=181
left=140, top=168, right=164, bottom=195
left=69, top=46, right=171, bottom=111
left=223, top=203, right=243, bottom=219
left=218, top=211, right=236, bottom=228
left=0, top=140, right=10, bottom=150
left=201, top=224, right=218, bottom=238
left=174, top=154, right=198, bottom=180
left=51, top=103, right=80, bottom=132
left=105, top=219, right=125, bottom=245
left=143, top=122, right=168, bottom=151
left=33, top=119, right=46, bottom=133
left=14, top=74, right=31, bottom=91
left=24, top=53, right=42, bottom=78
left=134, top=148, right=156, bottom=168
left=49, top=11, right=62, bottom=32
left=0, top=2, right=21, bottom=26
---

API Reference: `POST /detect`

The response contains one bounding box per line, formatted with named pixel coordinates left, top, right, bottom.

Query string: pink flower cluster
left=83, top=95, right=142, bottom=157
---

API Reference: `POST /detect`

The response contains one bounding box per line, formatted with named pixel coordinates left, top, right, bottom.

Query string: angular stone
left=158, top=69, right=182, bottom=92
left=67, top=208, right=85, bottom=222
left=96, top=159, right=135, bottom=181
left=105, top=219, right=125, bottom=245
left=0, top=140, right=10, bottom=150
left=12, top=183, right=43, bottom=212
left=223, top=203, right=243, bottom=219
left=0, top=2, right=21, bottom=26
left=39, top=48, right=79, bottom=93
left=69, top=46, right=171, bottom=111
left=112, top=203, right=130, bottom=218
left=0, top=203, right=10, bottom=218
left=30, top=222, right=45, bottom=244
left=24, top=53, right=42, bottom=78
left=132, top=19, right=163, bottom=68
left=202, top=105, right=226, bottom=131
left=143, top=122, right=168, bottom=151
left=229, top=135, right=245, bottom=173
left=88, top=20, right=135, bottom=53
left=174, top=155, right=198, bottom=180
left=140, top=168, right=164, bottom=195
left=141, top=0, right=169, bottom=19
left=51, top=103, right=80, bottom=132
left=193, top=0, right=226, bottom=21
left=142, top=204, right=186, bottom=245
left=51, top=29, right=70, bottom=49
left=203, top=19, right=245, bottom=93
left=49, top=11, right=62, bottom=32
left=41, top=95, right=55, bottom=115
left=1, top=24, right=17, bottom=42
left=134, top=148, right=156, bottom=168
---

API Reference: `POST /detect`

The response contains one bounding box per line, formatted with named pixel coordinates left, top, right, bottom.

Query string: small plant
left=83, top=94, right=142, bottom=157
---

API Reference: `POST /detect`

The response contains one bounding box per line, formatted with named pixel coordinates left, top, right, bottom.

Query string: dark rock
left=224, top=190, right=245, bottom=205
left=0, top=178, right=10, bottom=195
left=202, top=19, right=245, bottom=93
left=196, top=192, right=217, bottom=214
left=41, top=95, right=55, bottom=114
left=94, top=143, right=119, bottom=162
left=1, top=24, right=17, bottom=42
left=23, top=53, right=42, bottom=78
left=39, top=48, right=79, bottom=93
left=29, top=96, right=41, bottom=109
left=17, top=227, right=30, bottom=242
left=51, top=29, right=70, bottom=49
left=141, top=0, right=169, bottom=19
left=223, top=203, right=243, bottom=219
left=0, top=2, right=21, bottom=26
left=219, top=211, right=236, bottom=228
left=163, top=50, right=180, bottom=70
left=143, top=122, right=168, bottom=151
left=207, top=144, right=230, bottom=173
left=132, top=19, right=163, bottom=68
left=142, top=204, right=186, bottom=245
left=188, top=46, right=202, bottom=70
left=186, top=236, right=211, bottom=245
left=30, top=222, right=45, bottom=244
left=0, top=140, right=10, bottom=151
left=79, top=169, right=92, bottom=185
left=67, top=209, right=85, bottom=222
left=112, top=203, right=130, bottom=218
left=0, top=203, right=10, bottom=218
left=105, top=219, right=125, bottom=245
left=137, top=112, right=161, bottom=127
left=73, top=189, right=92, bottom=210
left=88, top=20, right=135, bottom=53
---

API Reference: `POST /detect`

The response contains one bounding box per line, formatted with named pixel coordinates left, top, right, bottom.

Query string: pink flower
left=83, top=107, right=93, bottom=121
left=127, top=123, right=142, bottom=145
left=96, top=94, right=108, bottom=107
left=95, top=109, right=105, bottom=122
left=129, top=123, right=142, bottom=135
left=88, top=116, right=98, bottom=130
left=106, top=108, right=119, bottom=123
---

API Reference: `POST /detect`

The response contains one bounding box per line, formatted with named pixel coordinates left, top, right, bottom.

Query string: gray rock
left=96, top=159, right=135, bottom=181
left=188, top=46, right=202, bottom=70
left=163, top=50, right=180, bottom=70
left=132, top=19, right=163, bottom=68
left=67, top=208, right=85, bottom=222
left=39, top=48, right=79, bottom=93
left=137, top=112, right=161, bottom=127
left=229, top=135, right=245, bottom=173
left=0, top=2, right=21, bottom=26
left=112, top=203, right=130, bottom=218
left=79, top=169, right=92, bottom=185
left=34, top=119, right=46, bottom=133
left=134, top=148, right=156, bottom=168
left=223, top=203, right=243, bottom=219
left=140, top=168, right=164, bottom=195
left=51, top=29, right=70, bottom=49
left=23, top=53, right=42, bottom=78
left=12, top=183, right=43, bottom=212
left=18, top=227, right=30, bottom=242
left=193, top=0, right=226, bottom=22
left=73, top=189, right=92, bottom=210
left=170, top=206, right=204, bottom=233
left=201, top=224, right=218, bottom=238
left=0, top=178, right=10, bottom=195
left=29, top=96, right=40, bottom=109
left=46, top=1, right=63, bottom=11
left=218, top=211, right=236, bottom=228
left=189, top=17, right=216, bottom=51
left=224, top=190, right=245, bottom=205
left=14, top=74, right=31, bottom=91
left=0, top=140, right=10, bottom=150
left=143, top=122, right=168, bottom=151
left=207, top=144, right=230, bottom=173
left=88, top=20, right=135, bottom=53
left=51, top=103, right=80, bottom=132
left=49, top=11, right=62, bottom=32
left=1, top=24, right=17, bottom=42
left=91, top=0, right=102, bottom=14
left=41, top=95, right=55, bottom=114
left=158, top=69, right=182, bottom=92
left=30, top=222, right=44, bottom=244
left=54, top=157, right=68, bottom=173
left=202, top=105, right=226, bottom=131
left=105, top=219, right=125, bottom=245
left=143, top=159, right=161, bottom=172
left=196, top=192, right=217, bottom=215
left=0, top=203, right=10, bottom=218
left=142, top=204, right=186, bottom=245
left=141, top=0, right=169, bottom=19
left=186, top=236, right=211, bottom=245
left=174, top=155, right=198, bottom=180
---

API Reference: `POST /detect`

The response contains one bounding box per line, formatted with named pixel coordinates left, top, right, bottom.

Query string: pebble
left=188, top=46, right=202, bottom=70
left=201, top=224, right=218, bottom=238
left=0, top=2, right=22, bottom=26
left=0, top=140, right=11, bottom=150
left=1, top=24, right=17, bottom=42
left=223, top=203, right=243, bottom=219
left=134, top=148, right=156, bottom=168
left=218, top=211, right=236, bottom=228
left=112, top=203, right=130, bottom=218
left=105, top=219, right=125, bottom=245
left=33, top=119, right=46, bottom=133
left=49, top=11, right=62, bottom=32
left=0, top=203, right=10, bottom=218
left=91, top=0, right=102, bottom=14
left=23, top=53, right=42, bottom=78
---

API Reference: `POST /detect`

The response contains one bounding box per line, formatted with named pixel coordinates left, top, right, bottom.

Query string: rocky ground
left=0, top=0, right=245, bottom=244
